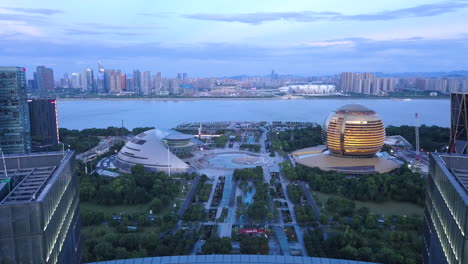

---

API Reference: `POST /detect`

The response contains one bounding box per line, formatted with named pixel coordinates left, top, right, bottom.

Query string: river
left=57, top=98, right=449, bottom=129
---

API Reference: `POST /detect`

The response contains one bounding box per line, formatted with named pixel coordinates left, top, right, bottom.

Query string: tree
left=240, top=236, right=269, bottom=255
left=202, top=237, right=232, bottom=254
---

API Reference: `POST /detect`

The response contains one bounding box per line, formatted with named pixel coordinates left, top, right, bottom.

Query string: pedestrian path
left=273, top=225, right=290, bottom=256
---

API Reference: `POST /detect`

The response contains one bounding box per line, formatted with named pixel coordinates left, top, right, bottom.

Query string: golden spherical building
left=324, top=104, right=385, bottom=157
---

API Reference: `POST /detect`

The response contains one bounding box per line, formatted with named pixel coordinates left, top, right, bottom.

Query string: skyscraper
left=423, top=153, right=468, bottom=264
left=35, top=66, right=54, bottom=91
left=28, top=99, right=59, bottom=150
left=0, top=151, right=82, bottom=264
left=340, top=72, right=354, bottom=93
left=141, top=71, right=151, bottom=95
left=449, top=93, right=468, bottom=154
left=0, top=67, right=31, bottom=154
left=133, top=70, right=141, bottom=93
left=81, top=68, right=95, bottom=92
left=97, top=61, right=105, bottom=93
left=70, top=73, right=80, bottom=89
left=155, top=72, right=162, bottom=92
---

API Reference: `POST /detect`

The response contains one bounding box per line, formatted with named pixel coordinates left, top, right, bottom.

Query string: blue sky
left=1, top=0, right=468, bottom=77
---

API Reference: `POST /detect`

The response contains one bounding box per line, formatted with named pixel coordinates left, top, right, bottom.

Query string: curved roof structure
left=115, top=129, right=189, bottom=173
left=87, top=255, right=378, bottom=264
left=336, top=104, right=376, bottom=115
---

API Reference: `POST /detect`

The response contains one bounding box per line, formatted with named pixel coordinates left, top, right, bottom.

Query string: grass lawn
left=313, top=191, right=424, bottom=218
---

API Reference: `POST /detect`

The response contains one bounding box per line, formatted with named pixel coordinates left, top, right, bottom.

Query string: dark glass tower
left=0, top=67, right=32, bottom=154
left=28, top=98, right=59, bottom=150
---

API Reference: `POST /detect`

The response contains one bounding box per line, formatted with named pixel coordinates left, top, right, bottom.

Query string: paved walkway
left=273, top=225, right=290, bottom=256
left=205, top=176, right=219, bottom=210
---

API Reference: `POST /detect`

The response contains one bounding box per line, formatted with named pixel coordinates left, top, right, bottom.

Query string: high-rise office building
left=28, top=99, right=59, bottom=150
left=155, top=72, right=162, bottom=92
left=60, top=73, right=69, bottom=88
left=177, top=73, right=182, bottom=80
left=98, top=60, right=105, bottom=74
left=182, top=72, right=188, bottom=80
left=423, top=153, right=468, bottom=264
left=81, top=68, right=95, bottom=92
left=0, top=67, right=31, bottom=154
left=449, top=93, right=468, bottom=154
left=0, top=151, right=81, bottom=264
left=121, top=73, right=126, bottom=91
left=340, top=72, right=354, bottom=93
left=125, top=77, right=134, bottom=92
left=35, top=66, right=55, bottom=91
left=141, top=71, right=151, bottom=95
left=133, top=70, right=141, bottom=93
left=70, top=73, right=80, bottom=89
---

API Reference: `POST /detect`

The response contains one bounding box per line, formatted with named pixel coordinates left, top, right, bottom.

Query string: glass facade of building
left=0, top=67, right=32, bottom=154
left=423, top=153, right=468, bottom=264
left=0, top=151, right=81, bottom=264
left=28, top=98, right=59, bottom=150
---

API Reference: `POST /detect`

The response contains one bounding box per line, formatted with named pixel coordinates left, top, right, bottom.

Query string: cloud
left=0, top=20, right=43, bottom=37
left=1, top=35, right=467, bottom=76
left=78, top=22, right=160, bottom=30
left=183, top=1, right=468, bottom=24
left=65, top=28, right=144, bottom=36
left=0, top=7, right=63, bottom=16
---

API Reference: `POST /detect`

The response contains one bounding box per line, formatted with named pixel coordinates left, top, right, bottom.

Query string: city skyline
left=0, top=0, right=467, bottom=77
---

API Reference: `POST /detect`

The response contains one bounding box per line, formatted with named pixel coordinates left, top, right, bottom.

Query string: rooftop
left=0, top=166, right=56, bottom=204
left=0, top=151, right=73, bottom=205
left=336, top=104, right=375, bottom=115
left=438, top=154, right=468, bottom=196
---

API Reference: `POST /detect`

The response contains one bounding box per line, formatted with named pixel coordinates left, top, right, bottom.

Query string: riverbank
left=57, top=95, right=449, bottom=101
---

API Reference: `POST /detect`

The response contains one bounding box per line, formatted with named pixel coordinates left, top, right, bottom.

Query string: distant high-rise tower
left=133, top=70, right=141, bottom=93
left=155, top=72, right=162, bottom=92
left=28, top=98, right=59, bottom=150
left=98, top=60, right=105, bottom=74
left=177, top=73, right=182, bottom=80
left=35, top=66, right=54, bottom=91
left=141, top=71, right=151, bottom=95
left=182, top=72, right=188, bottom=80
left=449, top=93, right=468, bottom=154
left=97, top=61, right=105, bottom=93
left=340, top=72, right=354, bottom=93
left=70, top=73, right=80, bottom=89
left=81, top=68, right=95, bottom=92
left=0, top=67, right=32, bottom=154
left=121, top=73, right=126, bottom=91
